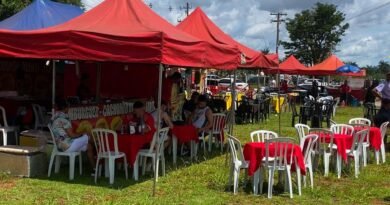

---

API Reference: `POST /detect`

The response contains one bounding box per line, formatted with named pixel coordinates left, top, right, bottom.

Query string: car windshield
left=219, top=79, right=231, bottom=83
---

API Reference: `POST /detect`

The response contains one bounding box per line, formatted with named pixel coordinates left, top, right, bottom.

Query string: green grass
left=1, top=107, right=390, bottom=205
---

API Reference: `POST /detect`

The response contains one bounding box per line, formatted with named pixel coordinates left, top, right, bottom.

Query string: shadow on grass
left=28, top=146, right=227, bottom=190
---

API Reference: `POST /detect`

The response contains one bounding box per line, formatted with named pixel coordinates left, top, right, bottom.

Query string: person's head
left=55, top=99, right=68, bottom=112
left=154, top=100, right=168, bottom=112
left=171, top=72, right=182, bottom=83
left=344, top=80, right=348, bottom=85
left=197, top=94, right=208, bottom=109
left=191, top=92, right=200, bottom=102
left=133, top=101, right=145, bottom=118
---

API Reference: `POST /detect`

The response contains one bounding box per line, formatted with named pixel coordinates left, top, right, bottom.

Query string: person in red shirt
left=339, top=80, right=352, bottom=106
left=132, top=101, right=156, bottom=135
left=280, top=80, right=288, bottom=93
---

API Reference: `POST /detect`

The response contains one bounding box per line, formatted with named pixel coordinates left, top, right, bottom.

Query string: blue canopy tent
left=0, top=0, right=83, bottom=30
left=336, top=64, right=361, bottom=73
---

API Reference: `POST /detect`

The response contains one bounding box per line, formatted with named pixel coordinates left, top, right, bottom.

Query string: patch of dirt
left=0, top=179, right=16, bottom=189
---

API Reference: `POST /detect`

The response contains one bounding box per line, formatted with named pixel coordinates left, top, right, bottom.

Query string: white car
left=206, top=74, right=220, bottom=81
left=303, top=78, right=327, bottom=86
left=218, top=78, right=248, bottom=90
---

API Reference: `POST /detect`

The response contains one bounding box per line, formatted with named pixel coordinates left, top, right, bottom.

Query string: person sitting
left=339, top=80, right=351, bottom=106
left=150, top=100, right=174, bottom=129
left=183, top=92, right=199, bottom=122
left=51, top=99, right=95, bottom=173
left=189, top=94, right=213, bottom=134
left=132, top=101, right=155, bottom=135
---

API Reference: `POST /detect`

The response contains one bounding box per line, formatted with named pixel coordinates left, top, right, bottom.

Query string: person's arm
left=200, top=109, right=213, bottom=132
left=162, top=112, right=174, bottom=129
left=65, top=128, right=85, bottom=139
left=373, top=84, right=384, bottom=99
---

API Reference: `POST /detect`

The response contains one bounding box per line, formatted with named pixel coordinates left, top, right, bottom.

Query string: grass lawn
left=1, top=106, right=390, bottom=205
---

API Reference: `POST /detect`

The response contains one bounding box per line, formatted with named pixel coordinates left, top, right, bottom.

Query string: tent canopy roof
left=268, top=55, right=306, bottom=74
left=177, top=7, right=276, bottom=69
left=0, top=0, right=83, bottom=30
left=0, top=0, right=239, bottom=69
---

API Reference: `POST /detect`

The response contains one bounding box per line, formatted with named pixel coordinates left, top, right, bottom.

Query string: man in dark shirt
left=374, top=99, right=390, bottom=127
left=183, top=92, right=199, bottom=122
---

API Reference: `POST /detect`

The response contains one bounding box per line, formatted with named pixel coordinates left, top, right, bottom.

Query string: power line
left=346, top=1, right=390, bottom=21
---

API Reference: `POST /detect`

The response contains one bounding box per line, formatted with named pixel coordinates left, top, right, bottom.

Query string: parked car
left=218, top=78, right=248, bottom=90
left=206, top=74, right=221, bottom=81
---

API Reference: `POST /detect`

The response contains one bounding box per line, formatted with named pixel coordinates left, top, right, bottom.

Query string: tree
left=0, top=0, right=83, bottom=20
left=378, top=60, right=390, bottom=74
left=281, top=3, right=349, bottom=65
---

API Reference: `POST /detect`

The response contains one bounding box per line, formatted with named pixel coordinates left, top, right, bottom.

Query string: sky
left=81, top=0, right=390, bottom=67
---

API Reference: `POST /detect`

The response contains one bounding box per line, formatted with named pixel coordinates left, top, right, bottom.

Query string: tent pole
left=257, top=69, right=261, bottom=123
left=278, top=69, right=281, bottom=135
left=51, top=60, right=56, bottom=119
left=232, top=70, right=236, bottom=132
left=152, top=63, right=164, bottom=197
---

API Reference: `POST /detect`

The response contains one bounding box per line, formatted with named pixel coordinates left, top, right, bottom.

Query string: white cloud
left=82, top=0, right=390, bottom=66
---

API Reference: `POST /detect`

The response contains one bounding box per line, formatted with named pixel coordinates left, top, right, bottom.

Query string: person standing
left=364, top=80, right=379, bottom=104
left=373, top=73, right=390, bottom=107
left=339, top=80, right=351, bottom=106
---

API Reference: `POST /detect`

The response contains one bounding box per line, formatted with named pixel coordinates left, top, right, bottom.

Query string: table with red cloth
left=243, top=142, right=306, bottom=176
left=354, top=126, right=382, bottom=151
left=319, top=133, right=353, bottom=162
left=108, top=132, right=154, bottom=166
left=171, top=125, right=199, bottom=164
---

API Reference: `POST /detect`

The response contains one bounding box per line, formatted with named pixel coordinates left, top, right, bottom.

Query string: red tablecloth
left=354, top=127, right=382, bottom=151
left=172, top=125, right=199, bottom=144
left=243, top=142, right=306, bottom=176
left=320, top=134, right=352, bottom=162
left=108, top=132, right=154, bottom=166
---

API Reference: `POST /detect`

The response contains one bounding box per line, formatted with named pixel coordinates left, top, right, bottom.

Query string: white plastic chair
left=300, top=134, right=318, bottom=189
left=250, top=130, right=278, bottom=142
left=207, top=113, right=226, bottom=152
left=260, top=137, right=301, bottom=198
left=336, top=129, right=368, bottom=178
left=377, top=121, right=389, bottom=164
left=309, top=128, right=334, bottom=177
left=92, top=128, right=128, bottom=184
left=227, top=135, right=249, bottom=194
left=330, top=124, right=354, bottom=136
left=349, top=118, right=371, bottom=126
left=0, top=106, right=19, bottom=145
left=295, top=124, right=310, bottom=144
left=32, top=104, right=49, bottom=130
left=349, top=118, right=371, bottom=166
left=47, top=124, right=82, bottom=180
left=134, top=127, right=169, bottom=181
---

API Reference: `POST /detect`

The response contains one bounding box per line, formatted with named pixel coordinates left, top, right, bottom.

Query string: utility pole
left=271, top=12, right=287, bottom=136
left=178, top=2, right=192, bottom=22
left=271, top=12, right=287, bottom=54
left=181, top=2, right=192, bottom=17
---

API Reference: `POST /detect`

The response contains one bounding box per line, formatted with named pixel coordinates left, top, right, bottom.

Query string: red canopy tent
left=302, top=54, right=345, bottom=75
left=268, top=55, right=307, bottom=74
left=177, top=7, right=276, bottom=69
left=0, top=0, right=242, bottom=194
left=0, top=0, right=240, bottom=69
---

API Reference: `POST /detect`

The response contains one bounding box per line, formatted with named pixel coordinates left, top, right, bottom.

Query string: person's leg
left=65, top=135, right=89, bottom=152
